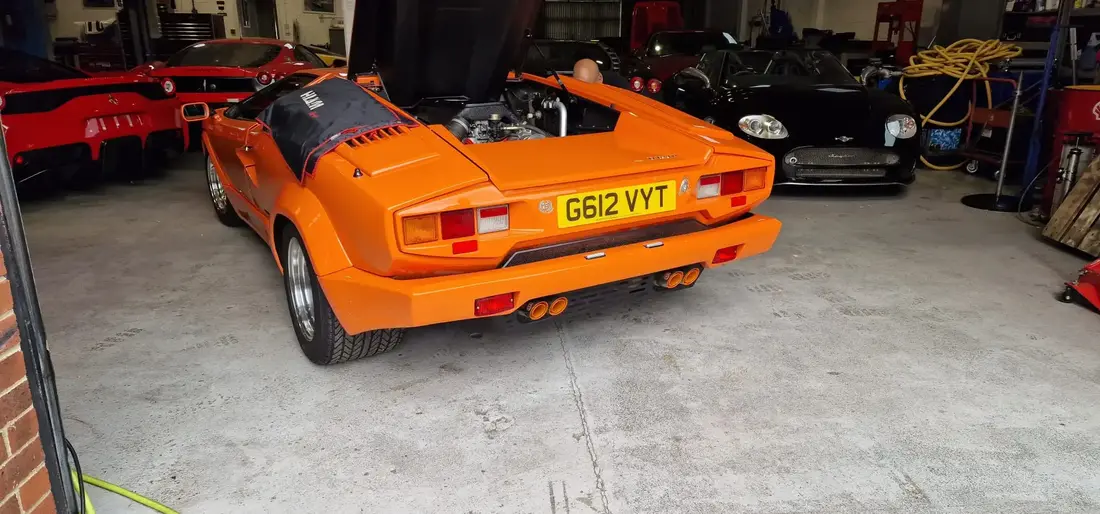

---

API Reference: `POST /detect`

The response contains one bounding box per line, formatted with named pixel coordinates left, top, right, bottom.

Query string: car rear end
left=0, top=75, right=182, bottom=188
left=312, top=116, right=781, bottom=334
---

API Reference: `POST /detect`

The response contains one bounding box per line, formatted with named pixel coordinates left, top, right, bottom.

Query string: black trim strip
left=1, top=83, right=171, bottom=115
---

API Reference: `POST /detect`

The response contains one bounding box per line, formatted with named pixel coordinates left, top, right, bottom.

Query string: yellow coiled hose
left=898, top=39, right=1023, bottom=170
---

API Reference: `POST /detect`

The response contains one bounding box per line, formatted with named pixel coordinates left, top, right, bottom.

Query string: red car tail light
left=477, top=205, right=509, bottom=234
left=646, top=78, right=662, bottom=94
left=720, top=170, right=745, bottom=195
left=440, top=209, right=475, bottom=240
left=474, top=293, right=515, bottom=316
left=402, top=214, right=438, bottom=244
left=713, top=245, right=742, bottom=264
left=630, top=77, right=645, bottom=92
left=698, top=167, right=768, bottom=200
left=161, top=78, right=176, bottom=95
left=257, top=72, right=273, bottom=85
left=697, top=175, right=721, bottom=199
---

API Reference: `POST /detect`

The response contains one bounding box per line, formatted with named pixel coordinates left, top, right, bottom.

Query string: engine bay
left=408, top=80, right=621, bottom=144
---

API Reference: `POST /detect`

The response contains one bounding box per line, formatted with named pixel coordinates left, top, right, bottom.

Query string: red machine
left=872, top=0, right=923, bottom=66
left=0, top=47, right=183, bottom=191
left=1043, top=86, right=1100, bottom=217
left=1061, top=258, right=1100, bottom=313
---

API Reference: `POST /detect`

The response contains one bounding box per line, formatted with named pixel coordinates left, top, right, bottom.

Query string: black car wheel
left=280, top=225, right=405, bottom=364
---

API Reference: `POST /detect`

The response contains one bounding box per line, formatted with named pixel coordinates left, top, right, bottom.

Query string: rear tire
left=280, top=226, right=405, bottom=364
left=205, top=154, right=244, bottom=227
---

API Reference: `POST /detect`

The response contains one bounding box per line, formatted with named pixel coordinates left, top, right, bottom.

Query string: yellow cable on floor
left=73, top=470, right=180, bottom=514
left=898, top=39, right=1023, bottom=170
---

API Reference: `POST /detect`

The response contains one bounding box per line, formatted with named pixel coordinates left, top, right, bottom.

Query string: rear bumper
left=319, top=213, right=782, bottom=334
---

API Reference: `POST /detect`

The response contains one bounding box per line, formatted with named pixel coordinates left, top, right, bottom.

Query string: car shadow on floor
left=771, top=183, right=908, bottom=200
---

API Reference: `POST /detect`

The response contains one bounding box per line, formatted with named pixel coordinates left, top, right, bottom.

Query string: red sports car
left=144, top=38, right=328, bottom=106
left=0, top=48, right=184, bottom=191
left=140, top=38, right=328, bottom=147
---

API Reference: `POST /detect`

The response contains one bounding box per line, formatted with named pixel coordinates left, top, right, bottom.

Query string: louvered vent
left=344, top=125, right=411, bottom=148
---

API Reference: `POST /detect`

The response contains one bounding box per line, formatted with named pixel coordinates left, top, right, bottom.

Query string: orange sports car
left=183, top=0, right=782, bottom=364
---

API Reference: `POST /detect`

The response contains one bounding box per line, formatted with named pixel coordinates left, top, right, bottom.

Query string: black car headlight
left=886, top=114, right=918, bottom=139
left=738, top=115, right=788, bottom=139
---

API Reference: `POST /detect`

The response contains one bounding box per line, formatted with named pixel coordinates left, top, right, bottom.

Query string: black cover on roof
left=257, top=78, right=404, bottom=178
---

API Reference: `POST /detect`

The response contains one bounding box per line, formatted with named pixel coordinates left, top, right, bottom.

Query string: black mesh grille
left=501, top=219, right=709, bottom=268
left=0, top=83, right=171, bottom=115
left=784, top=147, right=900, bottom=167
left=793, top=167, right=889, bottom=179
left=168, top=76, right=256, bottom=93
left=11, top=143, right=90, bottom=183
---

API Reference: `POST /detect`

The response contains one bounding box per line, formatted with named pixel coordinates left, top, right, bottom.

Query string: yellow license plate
left=557, top=180, right=677, bottom=228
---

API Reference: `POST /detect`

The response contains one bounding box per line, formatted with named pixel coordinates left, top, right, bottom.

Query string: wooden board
left=1044, top=157, right=1100, bottom=257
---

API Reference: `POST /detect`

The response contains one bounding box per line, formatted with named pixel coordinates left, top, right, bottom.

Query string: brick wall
left=0, top=253, right=53, bottom=514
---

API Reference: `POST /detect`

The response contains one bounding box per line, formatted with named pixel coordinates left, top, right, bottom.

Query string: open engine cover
left=257, top=78, right=406, bottom=178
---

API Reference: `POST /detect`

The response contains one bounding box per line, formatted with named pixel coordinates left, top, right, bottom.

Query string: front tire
left=281, top=226, right=405, bottom=364
left=205, top=154, right=244, bottom=227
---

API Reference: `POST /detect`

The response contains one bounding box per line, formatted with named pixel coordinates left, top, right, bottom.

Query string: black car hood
left=718, top=81, right=912, bottom=145
left=347, top=0, right=543, bottom=108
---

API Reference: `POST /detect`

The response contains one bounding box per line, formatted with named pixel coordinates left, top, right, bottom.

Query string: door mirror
left=181, top=102, right=210, bottom=122
left=679, top=67, right=712, bottom=90
left=331, top=58, right=348, bottom=68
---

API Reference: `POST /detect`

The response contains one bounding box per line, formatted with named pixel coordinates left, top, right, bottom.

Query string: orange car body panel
left=200, top=69, right=782, bottom=333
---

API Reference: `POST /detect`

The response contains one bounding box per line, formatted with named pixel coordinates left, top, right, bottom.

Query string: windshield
left=0, top=49, right=88, bottom=83
left=648, top=31, right=737, bottom=58
left=166, top=43, right=283, bottom=68
left=525, top=42, right=613, bottom=75
left=721, top=51, right=858, bottom=85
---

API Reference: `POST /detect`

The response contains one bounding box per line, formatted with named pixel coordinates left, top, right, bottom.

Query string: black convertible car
left=666, top=49, right=920, bottom=186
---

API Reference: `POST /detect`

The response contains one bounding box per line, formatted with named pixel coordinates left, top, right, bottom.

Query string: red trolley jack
left=1060, top=258, right=1100, bottom=312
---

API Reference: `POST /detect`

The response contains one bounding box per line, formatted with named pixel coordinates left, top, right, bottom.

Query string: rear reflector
left=452, top=240, right=478, bottom=254
left=712, top=245, right=742, bottom=264
left=403, top=214, right=437, bottom=244
left=477, top=205, right=509, bottom=234
left=697, top=175, right=721, bottom=199
left=475, top=293, right=515, bottom=317
left=440, top=209, right=475, bottom=240
left=744, top=167, right=768, bottom=191
left=730, top=195, right=747, bottom=207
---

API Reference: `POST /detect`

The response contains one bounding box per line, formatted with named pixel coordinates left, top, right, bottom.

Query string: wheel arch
left=268, top=187, right=353, bottom=276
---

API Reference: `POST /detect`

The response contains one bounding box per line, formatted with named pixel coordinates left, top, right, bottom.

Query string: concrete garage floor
left=21, top=154, right=1100, bottom=513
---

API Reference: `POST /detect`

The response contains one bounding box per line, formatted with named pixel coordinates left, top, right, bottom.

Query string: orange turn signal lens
left=744, top=167, right=768, bottom=191
left=403, top=214, right=437, bottom=244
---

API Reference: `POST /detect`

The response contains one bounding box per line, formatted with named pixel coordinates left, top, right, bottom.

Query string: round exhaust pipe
left=549, top=297, right=568, bottom=316
left=682, top=267, right=701, bottom=286
left=518, top=300, right=550, bottom=323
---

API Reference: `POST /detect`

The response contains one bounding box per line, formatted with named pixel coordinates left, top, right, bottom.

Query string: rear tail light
left=403, top=204, right=510, bottom=246
left=440, top=209, right=476, bottom=240
left=257, top=72, right=273, bottom=85
left=630, top=76, right=644, bottom=92
left=697, top=167, right=769, bottom=200
left=646, top=78, right=662, bottom=94
left=477, top=205, right=509, bottom=234
left=697, top=175, right=721, bottom=199
left=475, top=293, right=515, bottom=316
left=161, top=79, right=176, bottom=95
left=402, top=214, right=437, bottom=244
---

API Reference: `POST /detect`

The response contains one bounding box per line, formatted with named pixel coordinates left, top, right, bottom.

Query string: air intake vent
left=345, top=125, right=410, bottom=148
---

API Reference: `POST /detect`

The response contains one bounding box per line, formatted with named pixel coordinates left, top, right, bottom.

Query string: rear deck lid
left=458, top=114, right=714, bottom=190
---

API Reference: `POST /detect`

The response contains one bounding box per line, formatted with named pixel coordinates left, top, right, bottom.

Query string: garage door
left=537, top=0, right=623, bottom=40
